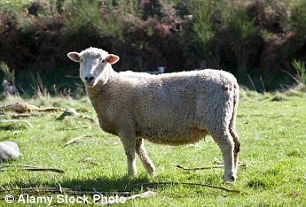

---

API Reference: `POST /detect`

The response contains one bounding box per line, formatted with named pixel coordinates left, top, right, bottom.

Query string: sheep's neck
left=86, top=72, right=119, bottom=134
left=86, top=66, right=117, bottom=99
left=86, top=73, right=117, bottom=105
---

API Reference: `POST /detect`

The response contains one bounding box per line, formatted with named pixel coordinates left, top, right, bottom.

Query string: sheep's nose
left=85, top=76, right=94, bottom=83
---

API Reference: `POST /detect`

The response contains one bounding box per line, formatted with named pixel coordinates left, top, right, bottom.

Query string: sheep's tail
left=229, top=82, right=240, bottom=154
left=230, top=83, right=239, bottom=131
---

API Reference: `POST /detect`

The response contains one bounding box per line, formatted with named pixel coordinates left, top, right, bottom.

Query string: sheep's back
left=128, top=69, right=236, bottom=143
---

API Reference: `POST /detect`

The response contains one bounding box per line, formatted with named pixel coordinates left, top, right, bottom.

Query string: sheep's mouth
left=86, top=83, right=95, bottom=88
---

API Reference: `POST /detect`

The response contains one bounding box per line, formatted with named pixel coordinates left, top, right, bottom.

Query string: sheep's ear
left=105, top=54, right=119, bottom=64
left=67, top=52, right=80, bottom=62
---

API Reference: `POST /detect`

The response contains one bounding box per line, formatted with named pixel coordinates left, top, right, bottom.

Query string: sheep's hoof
left=146, top=166, right=155, bottom=174
left=223, top=175, right=237, bottom=184
left=127, top=170, right=137, bottom=177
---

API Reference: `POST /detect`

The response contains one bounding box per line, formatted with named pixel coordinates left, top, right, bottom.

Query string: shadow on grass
left=60, top=176, right=151, bottom=192
left=2, top=176, right=152, bottom=193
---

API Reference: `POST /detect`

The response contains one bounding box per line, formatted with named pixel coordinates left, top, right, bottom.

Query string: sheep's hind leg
left=211, top=130, right=236, bottom=183
left=230, top=128, right=240, bottom=176
left=119, top=133, right=137, bottom=176
left=135, top=138, right=155, bottom=174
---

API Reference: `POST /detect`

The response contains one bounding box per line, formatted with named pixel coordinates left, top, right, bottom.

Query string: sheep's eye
left=102, top=59, right=106, bottom=63
left=80, top=58, right=83, bottom=62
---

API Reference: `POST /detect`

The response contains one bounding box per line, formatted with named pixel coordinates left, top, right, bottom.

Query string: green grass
left=0, top=89, right=305, bottom=206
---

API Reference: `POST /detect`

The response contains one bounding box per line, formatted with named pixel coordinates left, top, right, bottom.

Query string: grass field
left=0, top=87, right=305, bottom=206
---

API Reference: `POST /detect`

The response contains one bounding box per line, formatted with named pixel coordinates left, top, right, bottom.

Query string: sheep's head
left=67, top=47, right=119, bottom=88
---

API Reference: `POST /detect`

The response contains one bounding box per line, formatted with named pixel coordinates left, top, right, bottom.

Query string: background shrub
left=0, top=0, right=305, bottom=94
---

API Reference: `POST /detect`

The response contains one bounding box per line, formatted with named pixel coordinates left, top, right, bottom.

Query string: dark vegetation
left=0, top=0, right=306, bottom=95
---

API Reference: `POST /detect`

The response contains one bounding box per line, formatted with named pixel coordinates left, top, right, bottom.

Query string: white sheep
left=67, top=47, right=240, bottom=183
left=2, top=79, right=18, bottom=95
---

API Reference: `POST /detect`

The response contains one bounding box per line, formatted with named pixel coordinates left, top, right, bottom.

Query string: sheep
left=149, top=66, right=166, bottom=74
left=67, top=47, right=240, bottom=183
left=2, top=79, right=18, bottom=96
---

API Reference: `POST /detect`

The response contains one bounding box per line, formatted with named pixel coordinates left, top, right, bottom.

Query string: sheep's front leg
left=135, top=139, right=155, bottom=174
left=119, top=134, right=137, bottom=176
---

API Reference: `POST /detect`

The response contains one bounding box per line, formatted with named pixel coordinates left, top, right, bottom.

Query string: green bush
left=288, top=0, right=306, bottom=42
left=292, top=59, right=306, bottom=83
left=0, top=62, right=15, bottom=83
left=221, top=2, right=262, bottom=75
left=178, top=0, right=222, bottom=68
left=62, top=0, right=110, bottom=49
